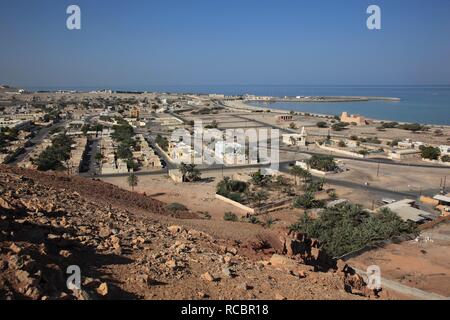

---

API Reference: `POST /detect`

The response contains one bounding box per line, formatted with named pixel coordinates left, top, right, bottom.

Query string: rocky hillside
left=0, top=165, right=386, bottom=300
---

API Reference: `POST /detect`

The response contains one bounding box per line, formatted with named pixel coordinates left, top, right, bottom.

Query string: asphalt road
left=280, top=147, right=450, bottom=170
left=95, top=159, right=424, bottom=201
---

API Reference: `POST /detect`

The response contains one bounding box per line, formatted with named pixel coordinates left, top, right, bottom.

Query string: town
left=1, top=84, right=450, bottom=300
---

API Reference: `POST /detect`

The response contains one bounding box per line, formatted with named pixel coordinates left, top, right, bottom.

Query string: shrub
left=223, top=212, right=238, bottom=222
left=421, top=146, right=441, bottom=160
left=331, top=122, right=348, bottom=131
left=317, top=121, right=328, bottom=128
left=263, top=216, right=275, bottom=228
left=248, top=216, right=260, bottom=224
left=216, top=177, right=248, bottom=200
left=399, top=123, right=427, bottom=132
left=166, top=203, right=188, bottom=213
left=227, top=192, right=244, bottom=203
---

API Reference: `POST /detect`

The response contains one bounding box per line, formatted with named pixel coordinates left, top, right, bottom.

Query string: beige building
left=282, top=127, right=307, bottom=146
left=129, top=106, right=140, bottom=119
left=340, top=112, right=369, bottom=126
left=276, top=115, right=294, bottom=123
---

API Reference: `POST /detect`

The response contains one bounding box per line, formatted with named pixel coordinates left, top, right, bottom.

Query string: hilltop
left=0, top=165, right=395, bottom=300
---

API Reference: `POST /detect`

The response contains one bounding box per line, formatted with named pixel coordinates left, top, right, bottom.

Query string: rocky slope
left=0, top=165, right=386, bottom=300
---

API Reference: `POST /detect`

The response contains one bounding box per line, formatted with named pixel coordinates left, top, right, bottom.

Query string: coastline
left=223, top=99, right=450, bottom=128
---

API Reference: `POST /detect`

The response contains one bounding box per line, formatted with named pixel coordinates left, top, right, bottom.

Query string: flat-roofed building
left=380, top=199, right=435, bottom=223
left=340, top=112, right=369, bottom=126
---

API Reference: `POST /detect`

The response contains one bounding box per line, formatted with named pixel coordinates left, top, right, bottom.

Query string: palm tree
left=127, top=173, right=138, bottom=191
left=180, top=162, right=201, bottom=182
left=289, top=166, right=311, bottom=186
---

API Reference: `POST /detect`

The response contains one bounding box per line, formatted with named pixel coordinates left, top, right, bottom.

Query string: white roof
left=434, top=195, right=450, bottom=203
left=381, top=199, right=433, bottom=222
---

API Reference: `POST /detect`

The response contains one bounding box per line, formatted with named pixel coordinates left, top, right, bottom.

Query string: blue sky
left=1, top=0, right=450, bottom=87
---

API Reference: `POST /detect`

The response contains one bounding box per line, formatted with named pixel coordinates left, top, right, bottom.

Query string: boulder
left=167, top=225, right=184, bottom=234
left=96, top=282, right=109, bottom=297
left=201, top=272, right=216, bottom=282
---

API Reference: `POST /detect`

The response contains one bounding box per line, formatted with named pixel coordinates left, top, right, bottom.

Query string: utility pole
left=376, top=161, right=380, bottom=177
left=443, top=176, right=447, bottom=194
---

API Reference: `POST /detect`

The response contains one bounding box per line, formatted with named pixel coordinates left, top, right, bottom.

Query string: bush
left=420, top=146, right=441, bottom=160
left=216, top=177, right=248, bottom=200
left=166, top=203, right=188, bottom=213
left=441, top=155, right=450, bottom=163
left=331, top=122, right=348, bottom=131
left=290, top=204, right=418, bottom=257
left=380, top=122, right=398, bottom=129
left=223, top=212, right=238, bottom=222
left=248, top=216, right=260, bottom=224
left=316, top=121, right=328, bottom=128
left=399, top=123, right=427, bottom=132
left=227, top=192, right=244, bottom=203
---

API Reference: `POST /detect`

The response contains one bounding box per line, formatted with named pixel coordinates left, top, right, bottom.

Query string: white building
left=439, top=145, right=450, bottom=156
left=214, top=141, right=246, bottom=165
left=282, top=127, right=307, bottom=146
left=0, top=119, right=32, bottom=130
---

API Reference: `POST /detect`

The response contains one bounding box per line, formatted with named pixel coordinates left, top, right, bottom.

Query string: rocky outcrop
left=251, top=230, right=334, bottom=271
left=0, top=166, right=366, bottom=300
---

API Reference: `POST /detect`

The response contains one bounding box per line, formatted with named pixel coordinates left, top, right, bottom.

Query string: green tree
left=289, top=165, right=311, bottom=185
left=156, top=135, right=169, bottom=151
left=307, top=155, right=338, bottom=172
left=180, top=162, right=201, bottom=182
left=95, top=152, right=104, bottom=162
left=420, top=146, right=441, bottom=160
left=117, top=143, right=133, bottom=160
left=293, top=192, right=322, bottom=209
left=250, top=170, right=271, bottom=186
left=127, top=173, right=138, bottom=191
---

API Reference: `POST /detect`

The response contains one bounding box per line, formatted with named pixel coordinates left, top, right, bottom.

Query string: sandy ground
left=348, top=222, right=450, bottom=297
left=100, top=169, right=280, bottom=242
left=333, top=158, right=446, bottom=193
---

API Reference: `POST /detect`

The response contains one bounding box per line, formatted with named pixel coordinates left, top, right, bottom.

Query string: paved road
left=94, top=159, right=421, bottom=201
left=81, top=138, right=100, bottom=176
left=280, top=146, right=450, bottom=170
